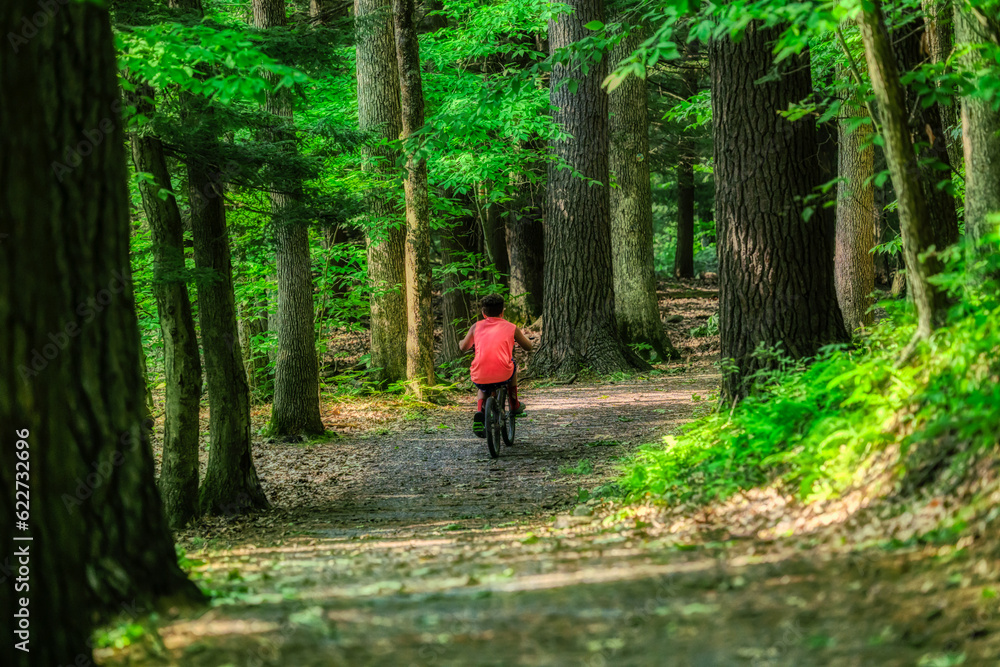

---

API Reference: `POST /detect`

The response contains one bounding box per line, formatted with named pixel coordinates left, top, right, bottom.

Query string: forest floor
left=101, top=281, right=1000, bottom=666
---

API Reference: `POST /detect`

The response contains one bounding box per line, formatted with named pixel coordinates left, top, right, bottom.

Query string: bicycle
left=482, top=382, right=516, bottom=459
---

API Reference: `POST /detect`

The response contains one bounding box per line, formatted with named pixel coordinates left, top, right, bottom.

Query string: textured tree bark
left=355, top=0, right=408, bottom=385
left=128, top=86, right=203, bottom=529
left=609, top=27, right=678, bottom=362
left=189, top=161, right=270, bottom=515
left=531, top=0, right=647, bottom=377
left=955, top=1, right=1000, bottom=278
left=674, top=40, right=699, bottom=279
left=836, top=94, right=877, bottom=333
left=858, top=0, right=949, bottom=345
left=505, top=153, right=545, bottom=322
left=922, top=0, right=963, bottom=168
left=892, top=6, right=960, bottom=252
left=395, top=0, right=438, bottom=396
left=254, top=0, right=325, bottom=435
left=1, top=3, right=202, bottom=663
left=710, top=22, right=847, bottom=401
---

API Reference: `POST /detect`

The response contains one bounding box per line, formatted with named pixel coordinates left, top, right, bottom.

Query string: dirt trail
left=103, top=283, right=998, bottom=666
left=267, top=371, right=717, bottom=533
left=100, top=367, right=1000, bottom=666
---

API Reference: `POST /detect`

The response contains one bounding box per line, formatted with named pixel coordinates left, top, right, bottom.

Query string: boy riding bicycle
left=459, top=294, right=533, bottom=437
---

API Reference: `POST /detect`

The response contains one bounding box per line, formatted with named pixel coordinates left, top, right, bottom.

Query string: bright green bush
left=619, top=245, right=1000, bottom=505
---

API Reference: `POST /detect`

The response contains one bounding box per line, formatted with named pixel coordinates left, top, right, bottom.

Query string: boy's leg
left=473, top=387, right=486, bottom=437
left=507, top=364, right=525, bottom=414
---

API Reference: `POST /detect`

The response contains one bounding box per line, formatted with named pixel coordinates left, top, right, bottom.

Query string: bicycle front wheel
left=484, top=396, right=501, bottom=459
left=501, top=389, right=516, bottom=446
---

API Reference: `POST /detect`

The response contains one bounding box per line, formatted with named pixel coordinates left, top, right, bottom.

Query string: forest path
left=106, top=285, right=995, bottom=665
left=104, top=368, right=992, bottom=666
left=262, top=370, right=718, bottom=535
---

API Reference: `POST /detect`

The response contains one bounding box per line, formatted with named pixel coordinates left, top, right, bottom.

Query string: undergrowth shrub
left=619, top=240, right=1000, bottom=505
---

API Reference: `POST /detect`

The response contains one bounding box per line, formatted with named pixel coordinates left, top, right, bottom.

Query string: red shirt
left=470, top=317, right=516, bottom=384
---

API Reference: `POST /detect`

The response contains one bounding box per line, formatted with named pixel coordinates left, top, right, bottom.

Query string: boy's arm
left=459, top=322, right=476, bottom=352
left=514, top=327, right=533, bottom=352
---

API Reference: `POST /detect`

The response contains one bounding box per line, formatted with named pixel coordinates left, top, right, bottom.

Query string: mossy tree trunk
left=128, top=84, right=203, bottom=529
left=190, top=161, right=269, bottom=515
left=254, top=0, right=325, bottom=435
left=394, top=0, right=438, bottom=396
left=1, top=2, right=202, bottom=663
left=355, top=0, right=408, bottom=385
left=955, top=0, right=1000, bottom=279
left=891, top=5, right=960, bottom=252
left=858, top=0, right=949, bottom=346
left=609, top=26, right=678, bottom=362
left=922, top=0, right=964, bottom=169
left=835, top=90, right=877, bottom=333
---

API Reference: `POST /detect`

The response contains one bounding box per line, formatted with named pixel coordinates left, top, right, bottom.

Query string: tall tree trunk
left=955, top=0, right=1000, bottom=278
left=922, top=0, right=963, bottom=169
left=505, top=152, right=545, bottom=322
left=858, top=0, right=949, bottom=347
left=254, top=0, right=325, bottom=435
left=169, top=1, right=268, bottom=523
left=189, top=162, right=270, bottom=515
left=481, top=192, right=510, bottom=285
left=892, top=6, right=960, bottom=251
left=439, top=207, right=477, bottom=364
left=674, top=40, right=699, bottom=279
left=394, top=0, right=438, bottom=396
left=836, top=92, right=877, bottom=333
left=675, top=162, right=696, bottom=278
left=355, top=0, right=408, bottom=385
left=179, top=0, right=269, bottom=509
left=609, top=27, right=678, bottom=362
left=128, top=85, right=203, bottom=529
left=532, top=0, right=646, bottom=376
left=1, top=2, right=201, bottom=663
left=710, top=23, right=847, bottom=401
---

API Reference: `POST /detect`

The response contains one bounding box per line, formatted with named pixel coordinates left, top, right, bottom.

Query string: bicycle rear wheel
left=500, top=388, right=516, bottom=446
left=484, top=396, right=501, bottom=459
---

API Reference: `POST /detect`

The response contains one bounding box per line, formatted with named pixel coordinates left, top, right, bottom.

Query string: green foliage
left=116, top=22, right=308, bottom=106
left=93, top=620, right=148, bottom=651
left=560, top=458, right=594, bottom=475
left=689, top=312, right=718, bottom=338
left=619, top=242, right=1000, bottom=505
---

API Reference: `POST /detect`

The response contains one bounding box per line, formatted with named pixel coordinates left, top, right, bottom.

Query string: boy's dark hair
left=480, top=294, right=504, bottom=317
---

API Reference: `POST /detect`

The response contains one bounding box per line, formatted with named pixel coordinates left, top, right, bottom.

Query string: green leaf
left=583, top=20, right=605, bottom=31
